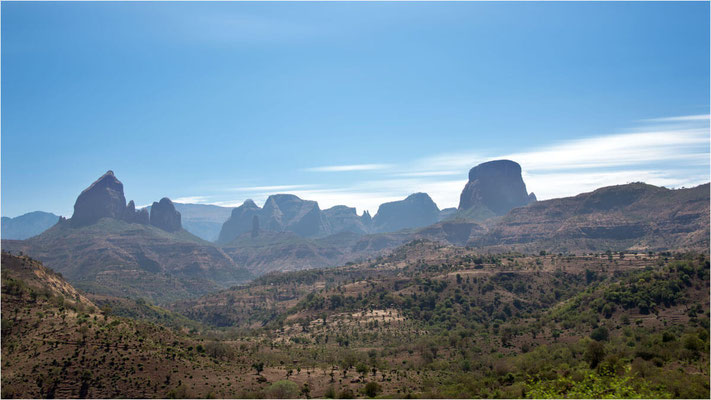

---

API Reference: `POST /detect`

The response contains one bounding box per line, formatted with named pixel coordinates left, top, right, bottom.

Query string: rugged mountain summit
left=150, top=198, right=182, bottom=232
left=262, top=194, right=328, bottom=236
left=218, top=195, right=373, bottom=243
left=69, top=170, right=181, bottom=232
left=458, top=160, right=536, bottom=219
left=372, top=193, right=440, bottom=233
left=71, top=170, right=127, bottom=226
left=217, top=199, right=262, bottom=243
left=2, top=171, right=251, bottom=303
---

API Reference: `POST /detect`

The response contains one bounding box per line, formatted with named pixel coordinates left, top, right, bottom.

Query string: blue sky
left=2, top=1, right=709, bottom=218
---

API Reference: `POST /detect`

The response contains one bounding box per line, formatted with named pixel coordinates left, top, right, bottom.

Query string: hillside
left=472, top=182, right=710, bottom=253
left=220, top=230, right=411, bottom=276
left=3, top=240, right=709, bottom=398
left=170, top=240, right=710, bottom=398
left=213, top=182, right=709, bottom=277
left=2, top=218, right=252, bottom=304
left=1, top=252, right=267, bottom=398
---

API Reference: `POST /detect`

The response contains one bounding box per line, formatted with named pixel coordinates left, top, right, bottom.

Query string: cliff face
left=70, top=170, right=176, bottom=231
left=71, top=171, right=127, bottom=227
left=458, top=160, right=536, bottom=218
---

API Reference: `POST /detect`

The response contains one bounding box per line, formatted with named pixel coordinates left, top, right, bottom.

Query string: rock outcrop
left=71, top=171, right=127, bottom=227
left=123, top=200, right=150, bottom=224
left=69, top=171, right=165, bottom=228
left=150, top=198, right=182, bottom=232
left=372, top=193, right=440, bottom=233
left=458, top=160, right=536, bottom=218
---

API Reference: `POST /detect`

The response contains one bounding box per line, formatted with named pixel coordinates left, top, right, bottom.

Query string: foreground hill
left=171, top=240, right=709, bottom=398
left=1, top=211, right=60, bottom=240
left=3, top=240, right=709, bottom=398
left=1, top=252, right=259, bottom=398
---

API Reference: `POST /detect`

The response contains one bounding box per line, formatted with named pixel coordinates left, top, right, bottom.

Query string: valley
left=2, top=242, right=708, bottom=398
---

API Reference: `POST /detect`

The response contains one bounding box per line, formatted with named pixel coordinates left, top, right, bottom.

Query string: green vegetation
left=2, top=247, right=709, bottom=398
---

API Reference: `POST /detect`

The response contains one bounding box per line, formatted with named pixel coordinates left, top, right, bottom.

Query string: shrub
left=364, top=382, right=381, bottom=397
left=266, top=381, right=299, bottom=399
left=590, top=326, right=609, bottom=342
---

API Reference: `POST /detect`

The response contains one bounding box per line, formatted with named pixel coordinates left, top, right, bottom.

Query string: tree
left=584, top=340, right=606, bottom=368
left=252, top=362, right=264, bottom=375
left=356, top=364, right=368, bottom=377
left=590, top=326, right=609, bottom=342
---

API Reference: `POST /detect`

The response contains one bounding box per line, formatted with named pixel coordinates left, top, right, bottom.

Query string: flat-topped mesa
left=458, top=160, right=536, bottom=216
left=71, top=170, right=127, bottom=227
left=150, top=198, right=182, bottom=232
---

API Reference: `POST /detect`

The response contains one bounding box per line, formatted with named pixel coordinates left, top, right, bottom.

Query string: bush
left=590, top=326, right=609, bottom=342
left=364, top=382, right=381, bottom=397
left=266, top=381, right=299, bottom=399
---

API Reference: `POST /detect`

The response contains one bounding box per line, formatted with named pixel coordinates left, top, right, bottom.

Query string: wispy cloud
left=228, top=184, right=314, bottom=192
left=179, top=115, right=709, bottom=213
left=501, top=127, right=709, bottom=172
left=641, top=114, right=710, bottom=123
left=173, top=196, right=210, bottom=204
left=391, top=170, right=463, bottom=178
left=523, top=169, right=710, bottom=200
left=304, top=164, right=392, bottom=172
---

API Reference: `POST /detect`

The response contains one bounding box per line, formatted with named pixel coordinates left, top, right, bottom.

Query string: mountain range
left=1, top=211, right=59, bottom=240
left=2, top=171, right=251, bottom=304
left=2, top=160, right=708, bottom=303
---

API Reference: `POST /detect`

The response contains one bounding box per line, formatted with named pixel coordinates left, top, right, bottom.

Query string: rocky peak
left=149, top=198, right=182, bottom=232
left=372, top=192, right=440, bottom=233
left=217, top=199, right=263, bottom=244
left=71, top=170, right=127, bottom=227
left=458, top=160, right=535, bottom=217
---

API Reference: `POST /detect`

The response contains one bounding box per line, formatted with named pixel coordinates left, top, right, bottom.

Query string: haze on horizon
left=1, top=1, right=709, bottom=218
